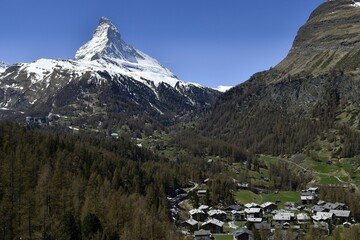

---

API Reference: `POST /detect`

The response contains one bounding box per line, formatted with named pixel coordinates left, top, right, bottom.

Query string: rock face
left=0, top=17, right=219, bottom=129
left=200, top=0, right=360, bottom=154
left=276, top=0, right=360, bottom=78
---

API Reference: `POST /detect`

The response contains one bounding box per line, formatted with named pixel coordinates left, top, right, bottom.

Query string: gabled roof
left=312, top=205, right=326, bottom=213
left=312, top=212, right=334, bottom=221
left=245, top=203, right=260, bottom=209
left=297, top=213, right=310, bottom=221
left=190, top=209, right=205, bottom=215
left=301, top=191, right=314, bottom=197
left=329, top=210, right=351, bottom=218
left=201, top=218, right=224, bottom=227
left=323, top=202, right=346, bottom=210
left=231, top=210, right=245, bottom=215
left=207, top=209, right=227, bottom=216
left=246, top=208, right=262, bottom=214
left=234, top=228, right=254, bottom=237
left=198, top=205, right=210, bottom=211
left=225, top=204, right=242, bottom=211
left=247, top=218, right=263, bottom=223
left=301, top=195, right=314, bottom=200
left=273, top=213, right=293, bottom=221
left=260, top=202, right=276, bottom=208
left=184, top=219, right=199, bottom=226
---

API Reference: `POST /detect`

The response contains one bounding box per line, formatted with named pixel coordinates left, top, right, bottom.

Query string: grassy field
left=305, top=155, right=360, bottom=185
left=260, top=154, right=360, bottom=186
left=235, top=190, right=301, bottom=207
left=213, top=235, right=233, bottom=240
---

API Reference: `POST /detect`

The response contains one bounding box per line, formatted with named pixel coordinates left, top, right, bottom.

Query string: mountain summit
left=74, top=17, right=178, bottom=86
left=0, top=17, right=218, bottom=131
left=76, top=17, right=150, bottom=64
left=75, top=17, right=143, bottom=63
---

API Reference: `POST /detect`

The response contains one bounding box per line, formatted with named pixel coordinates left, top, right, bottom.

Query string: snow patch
left=29, top=99, right=38, bottom=105
left=5, top=84, right=23, bottom=90
left=214, top=85, right=232, bottom=92
left=69, top=126, right=79, bottom=131
left=352, top=1, right=360, bottom=7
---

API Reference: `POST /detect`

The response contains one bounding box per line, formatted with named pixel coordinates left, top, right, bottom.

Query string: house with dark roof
left=329, top=210, right=351, bottom=224
left=260, top=202, right=277, bottom=213
left=224, top=204, right=242, bottom=213
left=232, top=210, right=246, bottom=221
left=312, top=205, right=326, bottom=214
left=312, top=212, right=335, bottom=224
left=194, top=229, right=213, bottom=240
left=323, top=202, right=347, bottom=211
left=190, top=209, right=207, bottom=222
left=201, top=219, right=224, bottom=233
left=273, top=212, right=295, bottom=225
left=207, top=209, right=227, bottom=221
left=182, top=219, right=199, bottom=233
left=244, top=203, right=260, bottom=209
left=245, top=208, right=263, bottom=219
left=308, top=187, right=319, bottom=195
left=233, top=228, right=254, bottom=240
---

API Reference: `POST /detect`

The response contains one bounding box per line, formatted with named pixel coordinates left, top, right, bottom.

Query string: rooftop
left=201, top=218, right=224, bottom=227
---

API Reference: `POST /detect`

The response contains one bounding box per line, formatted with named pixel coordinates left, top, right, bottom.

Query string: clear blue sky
left=0, top=0, right=325, bottom=88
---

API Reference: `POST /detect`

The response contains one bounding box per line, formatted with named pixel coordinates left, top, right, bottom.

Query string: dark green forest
left=0, top=122, right=238, bottom=239
left=0, top=123, right=188, bottom=240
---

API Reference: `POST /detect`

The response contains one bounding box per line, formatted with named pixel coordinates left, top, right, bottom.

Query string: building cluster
left=182, top=187, right=354, bottom=240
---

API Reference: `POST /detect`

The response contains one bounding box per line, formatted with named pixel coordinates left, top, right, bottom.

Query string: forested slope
left=0, top=123, right=187, bottom=240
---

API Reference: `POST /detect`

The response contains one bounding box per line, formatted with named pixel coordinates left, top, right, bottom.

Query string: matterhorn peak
left=75, top=17, right=142, bottom=62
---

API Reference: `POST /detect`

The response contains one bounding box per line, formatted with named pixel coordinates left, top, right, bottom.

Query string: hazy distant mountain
left=199, top=0, right=360, bottom=156
left=0, top=17, right=219, bottom=131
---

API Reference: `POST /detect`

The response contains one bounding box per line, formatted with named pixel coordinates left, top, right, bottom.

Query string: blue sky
left=0, top=0, right=325, bottom=88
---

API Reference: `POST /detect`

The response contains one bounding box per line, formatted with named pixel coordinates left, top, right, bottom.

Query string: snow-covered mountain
left=74, top=17, right=182, bottom=87
left=0, top=17, right=219, bottom=130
